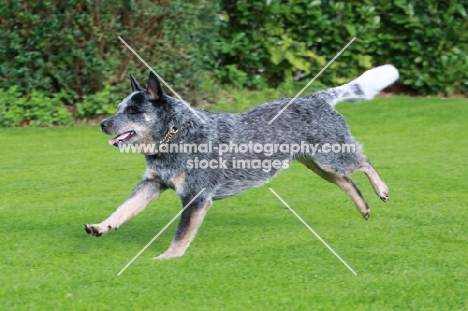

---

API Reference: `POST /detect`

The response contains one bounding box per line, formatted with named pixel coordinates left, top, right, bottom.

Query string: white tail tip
left=352, top=64, right=399, bottom=99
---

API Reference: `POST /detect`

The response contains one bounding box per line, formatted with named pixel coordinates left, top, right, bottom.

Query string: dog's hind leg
left=357, top=157, right=389, bottom=202
left=299, top=158, right=370, bottom=220
left=156, top=196, right=212, bottom=259
left=85, top=179, right=164, bottom=236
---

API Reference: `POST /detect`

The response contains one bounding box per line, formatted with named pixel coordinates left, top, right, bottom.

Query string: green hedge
left=0, top=84, right=120, bottom=126
left=218, top=0, right=468, bottom=95
left=0, top=0, right=218, bottom=126
left=0, top=0, right=466, bottom=126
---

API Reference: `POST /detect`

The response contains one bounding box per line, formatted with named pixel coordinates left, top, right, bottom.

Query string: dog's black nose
left=100, top=119, right=108, bottom=129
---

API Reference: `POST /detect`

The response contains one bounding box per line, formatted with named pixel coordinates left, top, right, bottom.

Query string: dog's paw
left=376, top=184, right=389, bottom=203
left=363, top=209, right=370, bottom=220
left=154, top=248, right=185, bottom=260
left=84, top=224, right=105, bottom=237
left=379, top=190, right=389, bottom=203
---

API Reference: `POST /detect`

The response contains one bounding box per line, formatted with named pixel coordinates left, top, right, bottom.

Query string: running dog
left=85, top=65, right=399, bottom=259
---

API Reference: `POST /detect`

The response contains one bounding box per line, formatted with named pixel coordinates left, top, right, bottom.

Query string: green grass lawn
left=0, top=96, right=467, bottom=310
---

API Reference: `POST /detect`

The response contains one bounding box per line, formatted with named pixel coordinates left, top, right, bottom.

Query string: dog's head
left=101, top=72, right=176, bottom=152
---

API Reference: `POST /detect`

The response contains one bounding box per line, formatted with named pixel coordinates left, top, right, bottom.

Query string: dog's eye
left=126, top=107, right=139, bottom=114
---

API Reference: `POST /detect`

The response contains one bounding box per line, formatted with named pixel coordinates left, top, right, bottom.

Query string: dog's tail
left=326, top=64, right=399, bottom=106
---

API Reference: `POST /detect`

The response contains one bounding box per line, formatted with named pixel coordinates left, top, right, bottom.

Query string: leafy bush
left=376, top=0, right=468, bottom=95
left=0, top=0, right=467, bottom=127
left=0, top=0, right=218, bottom=117
left=0, top=84, right=122, bottom=127
left=218, top=0, right=468, bottom=95
left=0, top=87, right=72, bottom=127
left=75, top=83, right=117, bottom=118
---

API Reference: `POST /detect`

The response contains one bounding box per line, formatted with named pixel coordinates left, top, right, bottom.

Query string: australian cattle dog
left=85, top=65, right=399, bottom=259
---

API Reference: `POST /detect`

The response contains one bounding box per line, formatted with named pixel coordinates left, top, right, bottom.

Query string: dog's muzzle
left=100, top=118, right=136, bottom=146
left=101, top=118, right=111, bottom=133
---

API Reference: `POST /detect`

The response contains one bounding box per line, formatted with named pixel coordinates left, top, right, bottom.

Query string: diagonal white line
left=269, top=188, right=357, bottom=275
left=118, top=36, right=207, bottom=124
left=267, top=37, right=356, bottom=124
left=117, top=188, right=206, bottom=276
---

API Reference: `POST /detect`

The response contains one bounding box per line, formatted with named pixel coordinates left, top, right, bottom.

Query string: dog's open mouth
left=108, top=131, right=135, bottom=146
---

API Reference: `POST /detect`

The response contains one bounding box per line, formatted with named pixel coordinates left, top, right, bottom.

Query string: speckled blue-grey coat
left=85, top=65, right=399, bottom=259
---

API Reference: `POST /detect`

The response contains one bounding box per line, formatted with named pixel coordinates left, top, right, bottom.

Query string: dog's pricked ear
left=147, top=71, right=163, bottom=100
left=130, top=74, right=144, bottom=92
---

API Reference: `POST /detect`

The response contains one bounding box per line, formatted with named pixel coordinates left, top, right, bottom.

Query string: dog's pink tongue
left=108, top=132, right=132, bottom=145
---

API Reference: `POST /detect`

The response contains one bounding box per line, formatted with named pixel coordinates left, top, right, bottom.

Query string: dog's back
left=210, top=65, right=399, bottom=198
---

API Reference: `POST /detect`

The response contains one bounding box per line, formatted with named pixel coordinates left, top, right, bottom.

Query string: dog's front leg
left=85, top=179, right=164, bottom=236
left=156, top=195, right=212, bottom=259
